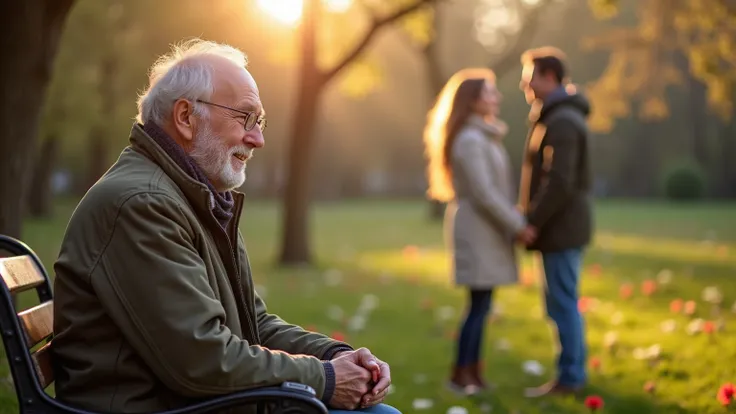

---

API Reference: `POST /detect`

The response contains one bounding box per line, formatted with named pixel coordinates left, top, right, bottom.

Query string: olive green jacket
left=51, top=124, right=350, bottom=412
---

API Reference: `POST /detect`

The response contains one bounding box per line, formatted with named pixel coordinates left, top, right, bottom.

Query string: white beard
left=189, top=123, right=250, bottom=192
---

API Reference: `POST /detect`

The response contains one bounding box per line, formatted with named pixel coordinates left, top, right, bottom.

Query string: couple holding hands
left=423, top=46, right=594, bottom=399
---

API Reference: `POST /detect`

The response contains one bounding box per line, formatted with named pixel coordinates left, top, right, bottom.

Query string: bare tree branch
left=322, top=0, right=438, bottom=83
left=580, top=27, right=649, bottom=50
left=487, top=0, right=552, bottom=79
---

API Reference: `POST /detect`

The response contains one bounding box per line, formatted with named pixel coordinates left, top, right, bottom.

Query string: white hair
left=136, top=38, right=248, bottom=124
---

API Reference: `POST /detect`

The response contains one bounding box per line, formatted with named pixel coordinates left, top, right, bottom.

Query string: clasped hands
left=516, top=224, right=537, bottom=246
left=329, top=348, right=391, bottom=410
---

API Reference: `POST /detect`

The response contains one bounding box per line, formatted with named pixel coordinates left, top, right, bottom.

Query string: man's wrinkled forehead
left=213, top=66, right=263, bottom=111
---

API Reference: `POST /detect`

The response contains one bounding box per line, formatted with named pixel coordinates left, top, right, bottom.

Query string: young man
left=517, top=47, right=594, bottom=397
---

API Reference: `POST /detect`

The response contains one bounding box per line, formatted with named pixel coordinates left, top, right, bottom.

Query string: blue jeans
left=542, top=248, right=586, bottom=386
left=329, top=403, right=401, bottom=414
left=455, top=289, right=493, bottom=366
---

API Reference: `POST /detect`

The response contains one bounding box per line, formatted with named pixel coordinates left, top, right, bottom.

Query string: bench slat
left=32, top=343, right=54, bottom=389
left=18, top=301, right=53, bottom=348
left=0, top=256, right=45, bottom=294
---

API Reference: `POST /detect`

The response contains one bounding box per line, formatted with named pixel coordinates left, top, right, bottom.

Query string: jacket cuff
left=323, top=344, right=354, bottom=360
left=321, top=361, right=336, bottom=404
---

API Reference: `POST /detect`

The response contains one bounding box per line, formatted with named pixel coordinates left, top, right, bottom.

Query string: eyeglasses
left=195, top=99, right=267, bottom=132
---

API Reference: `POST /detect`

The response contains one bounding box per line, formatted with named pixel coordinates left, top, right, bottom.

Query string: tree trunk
left=0, top=0, right=76, bottom=238
left=86, top=125, right=109, bottom=191
left=85, top=54, right=117, bottom=192
left=687, top=76, right=709, bottom=166
left=278, top=0, right=323, bottom=265
left=720, top=118, right=736, bottom=198
left=27, top=135, right=60, bottom=218
left=424, top=12, right=447, bottom=221
left=676, top=51, right=710, bottom=173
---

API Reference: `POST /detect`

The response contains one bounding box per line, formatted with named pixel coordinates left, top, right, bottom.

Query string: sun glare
left=257, top=0, right=304, bottom=25
left=324, top=0, right=352, bottom=13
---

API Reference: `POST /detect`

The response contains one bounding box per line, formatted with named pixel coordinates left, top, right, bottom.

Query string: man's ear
left=172, top=99, right=195, bottom=143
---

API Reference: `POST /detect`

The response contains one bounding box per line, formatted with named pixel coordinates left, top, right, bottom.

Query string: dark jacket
left=51, top=124, right=351, bottom=413
left=518, top=86, right=593, bottom=252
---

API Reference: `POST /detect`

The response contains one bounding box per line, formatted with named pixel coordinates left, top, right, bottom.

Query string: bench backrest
left=0, top=235, right=56, bottom=411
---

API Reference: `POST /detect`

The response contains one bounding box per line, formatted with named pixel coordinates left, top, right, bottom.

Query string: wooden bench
left=0, top=235, right=328, bottom=414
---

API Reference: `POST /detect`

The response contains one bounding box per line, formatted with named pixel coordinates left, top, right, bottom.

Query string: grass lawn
left=2, top=198, right=736, bottom=413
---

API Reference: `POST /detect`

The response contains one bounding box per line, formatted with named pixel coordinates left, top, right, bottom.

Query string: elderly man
left=51, top=39, right=399, bottom=414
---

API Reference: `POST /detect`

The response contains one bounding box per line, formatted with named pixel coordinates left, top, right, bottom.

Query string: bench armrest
left=161, top=382, right=328, bottom=414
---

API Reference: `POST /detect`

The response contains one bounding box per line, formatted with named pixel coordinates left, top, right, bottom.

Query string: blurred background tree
left=270, top=0, right=441, bottom=265
left=0, top=0, right=76, bottom=238
left=585, top=0, right=736, bottom=197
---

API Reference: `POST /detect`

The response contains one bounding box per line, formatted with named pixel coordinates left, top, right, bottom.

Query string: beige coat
left=444, top=115, right=526, bottom=289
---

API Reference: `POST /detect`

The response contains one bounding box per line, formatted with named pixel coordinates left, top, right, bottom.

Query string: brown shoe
left=524, top=380, right=583, bottom=398
left=471, top=361, right=496, bottom=390
left=447, top=365, right=481, bottom=396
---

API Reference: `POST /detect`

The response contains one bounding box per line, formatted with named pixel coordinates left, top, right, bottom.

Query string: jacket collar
left=466, top=114, right=508, bottom=140
left=128, top=123, right=245, bottom=223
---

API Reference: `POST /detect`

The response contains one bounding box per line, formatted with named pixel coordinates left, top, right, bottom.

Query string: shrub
left=660, top=160, right=707, bottom=201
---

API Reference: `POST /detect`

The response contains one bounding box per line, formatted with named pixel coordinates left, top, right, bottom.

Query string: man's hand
left=516, top=225, right=537, bottom=246
left=361, top=355, right=391, bottom=408
left=331, top=348, right=391, bottom=408
left=328, top=351, right=372, bottom=410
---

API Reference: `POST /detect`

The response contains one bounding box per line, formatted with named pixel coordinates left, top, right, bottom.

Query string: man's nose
left=245, top=129, right=265, bottom=149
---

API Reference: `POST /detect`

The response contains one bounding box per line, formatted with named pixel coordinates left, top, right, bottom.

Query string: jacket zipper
left=221, top=226, right=258, bottom=343
left=210, top=196, right=259, bottom=345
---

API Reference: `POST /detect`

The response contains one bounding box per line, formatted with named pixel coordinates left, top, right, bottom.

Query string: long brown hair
left=423, top=68, right=496, bottom=202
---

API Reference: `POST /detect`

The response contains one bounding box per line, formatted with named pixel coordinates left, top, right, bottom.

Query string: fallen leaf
left=402, top=245, right=421, bottom=261
left=619, top=284, right=633, bottom=299
left=324, top=269, right=343, bottom=287
left=412, top=398, right=434, bottom=410
left=684, top=300, right=697, bottom=315
left=610, top=312, right=624, bottom=325
left=327, top=305, right=344, bottom=321
left=522, top=360, right=545, bottom=376
left=604, top=331, right=618, bottom=349
left=479, top=403, right=492, bottom=412
left=656, top=269, right=673, bottom=285
left=436, top=306, right=455, bottom=322
left=359, top=294, right=379, bottom=312
left=496, top=338, right=512, bottom=351
left=687, top=318, right=704, bottom=335
left=703, top=320, right=716, bottom=334
left=347, top=315, right=366, bottom=332
left=702, top=286, right=723, bottom=304
left=660, top=319, right=677, bottom=333
left=641, top=279, right=657, bottom=296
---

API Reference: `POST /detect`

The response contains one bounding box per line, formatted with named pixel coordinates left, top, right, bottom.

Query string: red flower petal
left=717, top=383, right=735, bottom=406
left=641, top=279, right=657, bottom=296
left=619, top=283, right=633, bottom=299
left=584, top=395, right=604, bottom=410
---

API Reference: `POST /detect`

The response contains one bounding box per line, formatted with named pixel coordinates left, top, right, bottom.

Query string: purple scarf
left=142, top=122, right=234, bottom=228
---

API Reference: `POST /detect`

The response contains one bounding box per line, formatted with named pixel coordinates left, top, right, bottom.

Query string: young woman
left=423, top=68, right=535, bottom=395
